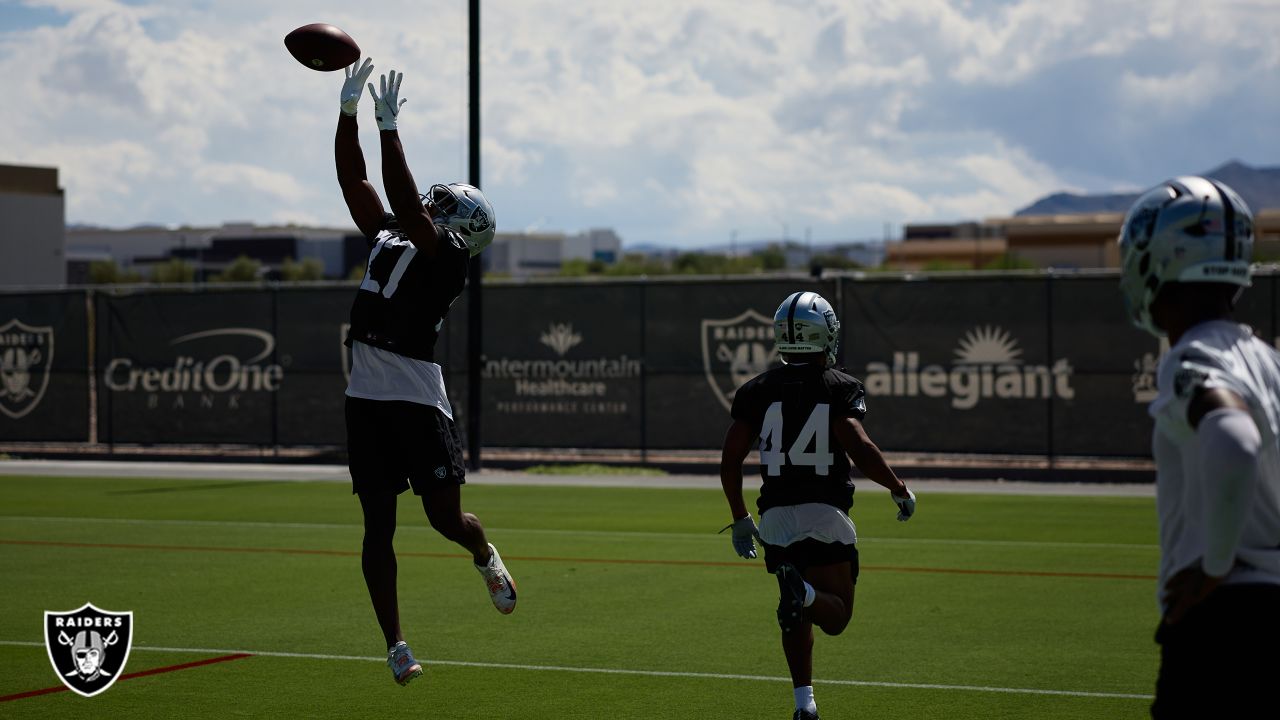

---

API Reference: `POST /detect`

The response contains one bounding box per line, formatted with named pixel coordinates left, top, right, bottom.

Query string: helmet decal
left=1117, top=176, right=1254, bottom=337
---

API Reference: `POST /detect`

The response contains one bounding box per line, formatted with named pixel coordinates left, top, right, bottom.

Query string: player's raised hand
left=340, top=58, right=374, bottom=116
left=893, top=488, right=917, bottom=522
left=369, top=69, right=407, bottom=131
left=721, top=514, right=762, bottom=559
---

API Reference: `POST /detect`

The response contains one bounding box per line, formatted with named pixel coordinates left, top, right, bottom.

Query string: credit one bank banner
left=1, top=274, right=1275, bottom=457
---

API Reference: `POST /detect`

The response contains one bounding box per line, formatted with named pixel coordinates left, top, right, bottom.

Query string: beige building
left=888, top=209, right=1280, bottom=270
left=0, top=164, right=65, bottom=286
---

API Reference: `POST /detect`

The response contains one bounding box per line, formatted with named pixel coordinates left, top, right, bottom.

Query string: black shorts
left=345, top=396, right=466, bottom=495
left=762, top=538, right=860, bottom=584
left=1152, top=583, right=1280, bottom=718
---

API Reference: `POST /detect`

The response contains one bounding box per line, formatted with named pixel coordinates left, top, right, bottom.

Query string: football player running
left=1118, top=177, right=1280, bottom=718
left=334, top=58, right=516, bottom=687
left=719, top=291, right=916, bottom=720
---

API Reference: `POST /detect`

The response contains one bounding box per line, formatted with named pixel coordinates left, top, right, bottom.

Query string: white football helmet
left=774, top=291, right=841, bottom=366
left=1118, top=176, right=1254, bottom=337
left=424, top=183, right=495, bottom=256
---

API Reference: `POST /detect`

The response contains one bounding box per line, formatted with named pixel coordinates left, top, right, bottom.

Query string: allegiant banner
left=4, top=274, right=1277, bottom=457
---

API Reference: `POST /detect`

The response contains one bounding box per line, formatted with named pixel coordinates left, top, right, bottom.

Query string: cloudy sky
left=2, top=0, right=1277, bottom=248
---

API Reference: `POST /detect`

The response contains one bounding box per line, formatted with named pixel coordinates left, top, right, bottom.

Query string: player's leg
left=347, top=396, right=422, bottom=684
left=357, top=490, right=403, bottom=649
left=420, top=481, right=490, bottom=563
left=780, top=619, right=815, bottom=688
left=801, top=561, right=855, bottom=637
left=412, top=408, right=517, bottom=614
left=1152, top=584, right=1280, bottom=718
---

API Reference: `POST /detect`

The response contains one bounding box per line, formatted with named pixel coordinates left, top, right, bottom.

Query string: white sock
left=794, top=685, right=817, bottom=713
left=802, top=581, right=816, bottom=608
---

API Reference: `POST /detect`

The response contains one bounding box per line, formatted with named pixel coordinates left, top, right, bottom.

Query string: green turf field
left=0, top=474, right=1159, bottom=719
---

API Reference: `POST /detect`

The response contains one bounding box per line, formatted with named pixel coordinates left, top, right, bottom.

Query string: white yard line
left=0, top=515, right=1158, bottom=550
left=0, top=640, right=1151, bottom=700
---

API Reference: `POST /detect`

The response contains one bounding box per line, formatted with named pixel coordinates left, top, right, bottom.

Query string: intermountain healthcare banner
left=643, top=279, right=836, bottom=449
left=0, top=291, right=90, bottom=441
left=479, top=283, right=643, bottom=448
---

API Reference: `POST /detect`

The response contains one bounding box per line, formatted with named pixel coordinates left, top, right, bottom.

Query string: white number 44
left=759, top=402, right=834, bottom=476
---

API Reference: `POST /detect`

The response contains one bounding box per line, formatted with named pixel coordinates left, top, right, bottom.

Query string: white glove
left=368, top=69, right=407, bottom=131
left=340, top=58, right=374, bottom=116
left=720, top=514, right=762, bottom=559
left=893, top=488, right=916, bottom=522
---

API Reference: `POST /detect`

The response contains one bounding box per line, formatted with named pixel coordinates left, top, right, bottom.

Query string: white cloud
left=0, top=0, right=1276, bottom=246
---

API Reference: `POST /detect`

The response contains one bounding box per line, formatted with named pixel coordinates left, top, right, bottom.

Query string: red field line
left=0, top=653, right=252, bottom=703
left=0, top=538, right=1156, bottom=580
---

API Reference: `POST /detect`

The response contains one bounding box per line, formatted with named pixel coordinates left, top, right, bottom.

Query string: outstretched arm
left=368, top=70, right=440, bottom=257
left=335, top=58, right=385, bottom=240
left=834, top=416, right=915, bottom=520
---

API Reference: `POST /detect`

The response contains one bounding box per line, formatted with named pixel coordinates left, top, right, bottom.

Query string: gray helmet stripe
left=786, top=292, right=806, bottom=343
left=1206, top=179, right=1237, bottom=262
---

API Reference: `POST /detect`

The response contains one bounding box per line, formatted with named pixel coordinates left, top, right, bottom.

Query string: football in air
left=284, top=23, right=361, bottom=72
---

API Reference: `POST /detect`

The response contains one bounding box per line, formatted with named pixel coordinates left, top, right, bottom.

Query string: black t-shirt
left=730, top=362, right=868, bottom=513
left=346, top=215, right=469, bottom=362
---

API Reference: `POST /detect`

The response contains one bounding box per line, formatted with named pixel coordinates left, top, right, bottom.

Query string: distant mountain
left=1016, top=161, right=1280, bottom=216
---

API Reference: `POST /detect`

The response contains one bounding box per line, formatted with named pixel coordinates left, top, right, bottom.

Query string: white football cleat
left=475, top=543, right=517, bottom=614
left=387, top=641, right=423, bottom=686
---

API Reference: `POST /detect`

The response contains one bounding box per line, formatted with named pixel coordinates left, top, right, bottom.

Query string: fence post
left=1045, top=273, right=1055, bottom=472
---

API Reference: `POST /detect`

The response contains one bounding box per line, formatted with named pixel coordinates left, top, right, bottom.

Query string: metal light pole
left=466, top=0, right=483, bottom=469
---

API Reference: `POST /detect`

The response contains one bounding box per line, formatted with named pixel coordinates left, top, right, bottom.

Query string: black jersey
left=731, top=362, right=868, bottom=513
left=346, top=215, right=469, bottom=362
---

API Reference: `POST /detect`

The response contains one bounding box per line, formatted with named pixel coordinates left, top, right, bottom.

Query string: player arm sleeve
left=1197, top=407, right=1262, bottom=577
left=835, top=377, right=867, bottom=419
left=378, top=130, right=440, bottom=257
left=335, top=113, right=387, bottom=240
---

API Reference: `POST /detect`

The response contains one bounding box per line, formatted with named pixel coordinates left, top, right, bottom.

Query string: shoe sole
left=776, top=564, right=806, bottom=633
left=395, top=664, right=423, bottom=686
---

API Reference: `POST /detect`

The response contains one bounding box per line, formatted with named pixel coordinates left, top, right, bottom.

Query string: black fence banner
left=274, top=287, right=357, bottom=446
left=8, top=271, right=1278, bottom=458
left=479, top=283, right=644, bottom=448
left=841, top=276, right=1053, bottom=454
left=1049, top=276, right=1157, bottom=456
left=96, top=290, right=280, bottom=444
left=0, top=291, right=90, bottom=442
left=643, top=279, right=836, bottom=450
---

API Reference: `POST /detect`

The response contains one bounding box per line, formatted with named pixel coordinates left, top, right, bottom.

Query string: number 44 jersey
left=731, top=362, right=868, bottom=513
left=346, top=220, right=470, bottom=363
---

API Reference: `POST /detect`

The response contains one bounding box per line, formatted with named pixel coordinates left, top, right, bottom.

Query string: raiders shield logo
left=701, top=309, right=779, bottom=411
left=0, top=318, right=54, bottom=420
left=44, top=602, right=134, bottom=698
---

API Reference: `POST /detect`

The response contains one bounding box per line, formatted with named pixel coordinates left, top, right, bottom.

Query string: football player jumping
left=719, top=291, right=917, bottom=720
left=335, top=58, right=516, bottom=687
left=1118, top=176, right=1280, bottom=718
